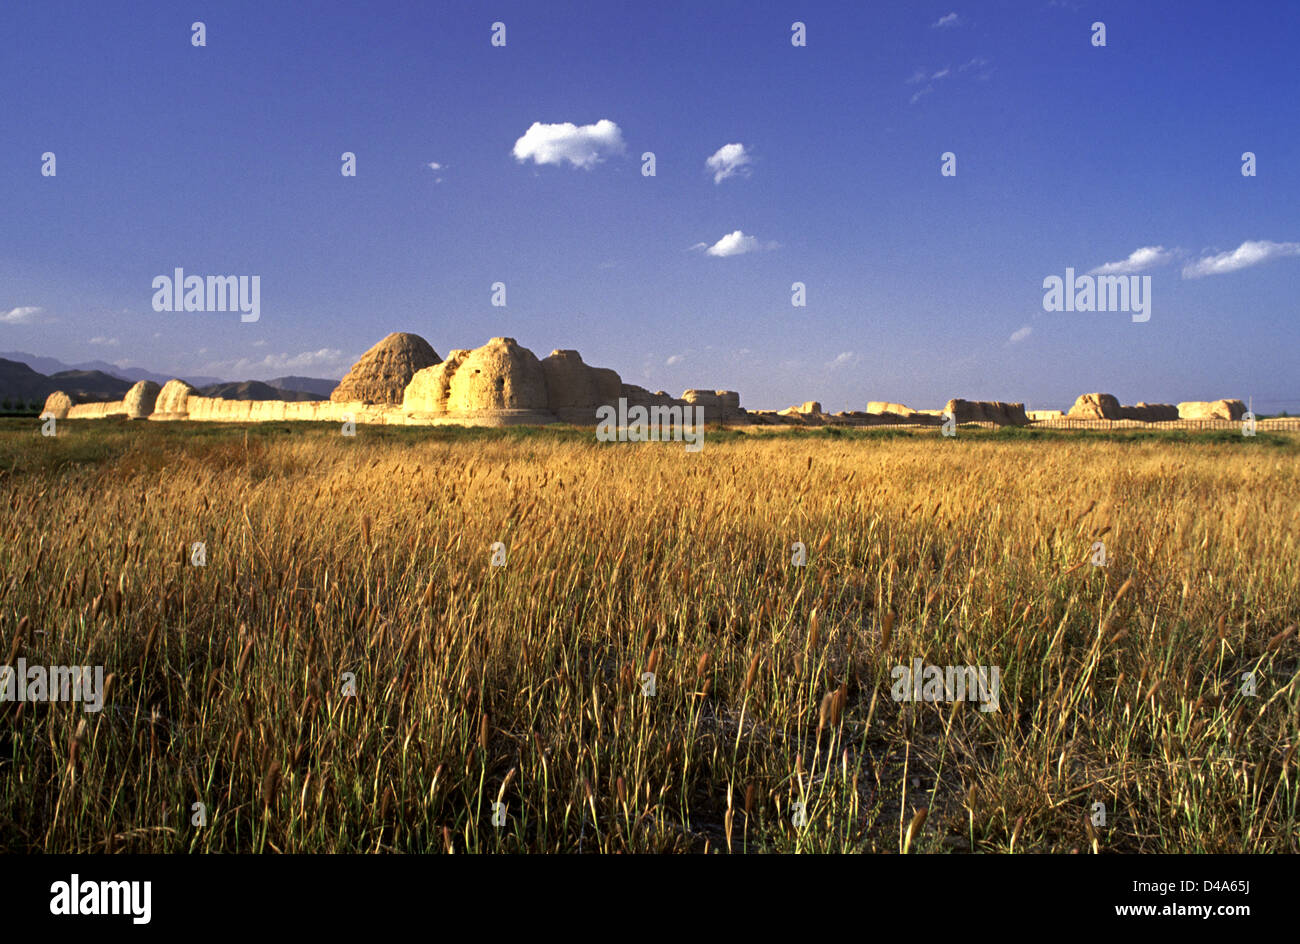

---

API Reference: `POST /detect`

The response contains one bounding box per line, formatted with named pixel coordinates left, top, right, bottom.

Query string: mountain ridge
left=0, top=352, right=338, bottom=404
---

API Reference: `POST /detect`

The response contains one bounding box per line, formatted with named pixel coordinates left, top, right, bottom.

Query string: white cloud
left=693, top=230, right=774, bottom=258
left=1181, top=240, right=1300, bottom=279
left=275, top=348, right=346, bottom=369
left=709, top=232, right=758, bottom=256
left=933, top=13, right=961, bottom=28
left=1009, top=324, right=1033, bottom=343
left=908, top=56, right=992, bottom=104
left=88, top=336, right=120, bottom=346
left=1088, top=245, right=1177, bottom=275
left=201, top=348, right=351, bottom=378
left=427, top=161, right=445, bottom=183
left=1, top=306, right=41, bottom=325
left=827, top=351, right=859, bottom=369
left=705, top=143, right=753, bottom=184
left=427, top=162, right=443, bottom=171
left=665, top=354, right=686, bottom=366
left=512, top=119, right=626, bottom=170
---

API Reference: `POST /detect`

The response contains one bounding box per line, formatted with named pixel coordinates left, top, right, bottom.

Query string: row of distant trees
left=0, top=397, right=43, bottom=415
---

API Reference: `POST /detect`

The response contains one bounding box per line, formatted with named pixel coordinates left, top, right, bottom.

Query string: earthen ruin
left=39, top=333, right=1254, bottom=431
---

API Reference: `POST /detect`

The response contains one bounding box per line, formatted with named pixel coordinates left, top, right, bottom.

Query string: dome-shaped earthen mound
left=152, top=379, right=197, bottom=419
left=1068, top=392, right=1122, bottom=419
left=403, top=338, right=554, bottom=424
left=402, top=339, right=740, bottom=427
left=448, top=338, right=548, bottom=413
left=1178, top=399, right=1245, bottom=421
left=331, top=332, right=441, bottom=405
left=42, top=391, right=74, bottom=419
left=123, top=380, right=161, bottom=419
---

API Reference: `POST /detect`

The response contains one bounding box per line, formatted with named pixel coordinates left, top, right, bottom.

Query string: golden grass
left=0, top=421, right=1297, bottom=852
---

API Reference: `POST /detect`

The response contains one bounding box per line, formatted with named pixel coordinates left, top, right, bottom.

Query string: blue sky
left=2, top=0, right=1297, bottom=412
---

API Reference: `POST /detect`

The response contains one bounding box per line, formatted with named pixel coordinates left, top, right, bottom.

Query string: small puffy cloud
left=1008, top=324, right=1033, bottom=343
left=933, top=12, right=961, bottom=28
left=910, top=87, right=934, bottom=105
left=1, top=306, right=41, bottom=325
left=931, top=68, right=950, bottom=80
left=260, top=348, right=346, bottom=370
left=88, top=336, right=119, bottom=346
left=1089, top=246, right=1177, bottom=275
left=202, top=348, right=350, bottom=378
left=709, top=232, right=758, bottom=256
left=705, top=143, right=752, bottom=184
left=426, top=161, right=445, bottom=183
left=827, top=351, right=859, bottom=369
left=512, top=119, right=626, bottom=170
left=427, top=162, right=443, bottom=171
left=1181, top=239, right=1300, bottom=279
left=693, top=230, right=773, bottom=258
left=665, top=354, right=685, bottom=366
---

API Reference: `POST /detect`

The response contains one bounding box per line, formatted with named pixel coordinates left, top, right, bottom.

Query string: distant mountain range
left=0, top=352, right=336, bottom=407
left=259, top=376, right=337, bottom=397
left=197, top=380, right=326, bottom=402
left=0, top=359, right=134, bottom=405
left=0, top=351, right=224, bottom=388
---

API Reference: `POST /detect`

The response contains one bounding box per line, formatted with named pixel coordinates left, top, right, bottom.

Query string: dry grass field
left=1, top=419, right=1297, bottom=853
